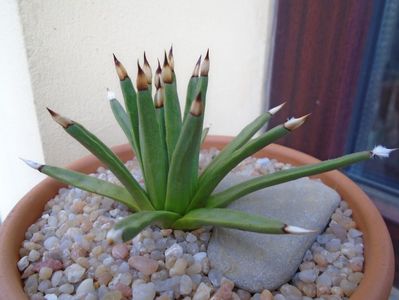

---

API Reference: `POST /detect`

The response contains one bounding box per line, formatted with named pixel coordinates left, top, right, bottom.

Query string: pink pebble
left=112, top=244, right=129, bottom=259
left=33, top=258, right=63, bottom=272
left=128, top=256, right=158, bottom=275
left=114, top=283, right=132, bottom=298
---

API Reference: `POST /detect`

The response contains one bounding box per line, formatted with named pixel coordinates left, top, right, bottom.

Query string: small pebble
left=29, top=250, right=41, bottom=262
left=165, top=243, right=183, bottom=258
left=180, top=275, right=193, bottom=295
left=132, top=282, right=156, bottom=300
left=169, top=258, right=188, bottom=276
left=17, top=256, right=29, bottom=271
left=64, top=263, right=85, bottom=283
left=193, top=282, right=211, bottom=300
left=259, top=289, right=273, bottom=300
left=76, top=278, right=95, bottom=295
left=43, top=237, right=59, bottom=250
left=340, top=278, right=357, bottom=296
left=112, top=244, right=129, bottom=259
left=298, top=269, right=317, bottom=283
left=279, top=284, right=302, bottom=300
left=59, top=283, right=74, bottom=294
left=39, top=267, right=53, bottom=280
left=129, top=256, right=158, bottom=275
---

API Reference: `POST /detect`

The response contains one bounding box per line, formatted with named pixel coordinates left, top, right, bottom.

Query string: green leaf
left=137, top=88, right=168, bottom=210
left=52, top=114, right=153, bottom=211
left=39, top=164, right=139, bottom=211
left=155, top=106, right=168, bottom=165
left=201, top=127, right=210, bottom=145
left=115, top=211, right=180, bottom=241
left=207, top=151, right=372, bottom=208
left=119, top=78, right=141, bottom=163
left=173, top=208, right=286, bottom=234
left=164, top=79, right=183, bottom=161
left=109, top=97, right=144, bottom=172
left=201, top=112, right=272, bottom=178
left=187, top=125, right=290, bottom=211
left=165, top=96, right=204, bottom=214
left=183, top=76, right=200, bottom=122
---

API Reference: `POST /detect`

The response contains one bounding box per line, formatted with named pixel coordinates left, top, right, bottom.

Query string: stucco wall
left=18, top=0, right=276, bottom=166
left=0, top=0, right=45, bottom=219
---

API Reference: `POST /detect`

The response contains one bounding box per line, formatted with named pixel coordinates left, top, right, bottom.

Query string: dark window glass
left=348, top=0, right=399, bottom=202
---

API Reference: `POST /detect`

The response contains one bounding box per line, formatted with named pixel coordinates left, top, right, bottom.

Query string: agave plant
left=23, top=47, right=396, bottom=243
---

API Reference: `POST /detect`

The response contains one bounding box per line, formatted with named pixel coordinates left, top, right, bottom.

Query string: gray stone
left=208, top=175, right=340, bottom=292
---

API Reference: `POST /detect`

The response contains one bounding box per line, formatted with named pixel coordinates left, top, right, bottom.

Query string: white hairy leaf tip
left=107, top=89, right=116, bottom=101
left=20, top=158, right=42, bottom=169
left=106, top=228, right=123, bottom=244
left=284, top=225, right=317, bottom=234
left=371, top=145, right=398, bottom=158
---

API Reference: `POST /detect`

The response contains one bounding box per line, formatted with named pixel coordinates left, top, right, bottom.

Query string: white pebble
left=28, top=249, right=41, bottom=262
left=165, top=243, right=183, bottom=258
left=132, top=282, right=156, bottom=300
left=65, top=263, right=86, bottom=283
left=186, top=233, right=197, bottom=243
left=169, top=258, right=188, bottom=276
left=51, top=270, right=63, bottom=287
left=298, top=269, right=317, bottom=283
left=325, top=238, right=341, bottom=252
left=59, top=283, right=74, bottom=294
left=193, top=282, right=211, bottom=300
left=193, top=252, right=207, bottom=263
left=39, top=267, right=53, bottom=280
left=17, top=256, right=29, bottom=271
left=47, top=216, right=58, bottom=227
left=76, top=278, right=95, bottom=295
left=44, top=294, right=57, bottom=300
left=340, top=278, right=357, bottom=296
left=279, top=284, right=302, bottom=299
left=44, top=236, right=59, bottom=250
left=348, top=228, right=363, bottom=238
left=180, top=275, right=193, bottom=295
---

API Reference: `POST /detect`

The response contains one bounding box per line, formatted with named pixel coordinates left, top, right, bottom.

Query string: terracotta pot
left=0, top=136, right=394, bottom=299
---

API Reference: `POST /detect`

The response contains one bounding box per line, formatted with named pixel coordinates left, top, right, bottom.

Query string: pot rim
left=0, top=135, right=394, bottom=299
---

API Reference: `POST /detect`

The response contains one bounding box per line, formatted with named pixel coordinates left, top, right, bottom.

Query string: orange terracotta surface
left=0, top=136, right=394, bottom=299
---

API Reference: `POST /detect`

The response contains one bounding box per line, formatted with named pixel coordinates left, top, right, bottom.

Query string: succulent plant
left=23, top=47, right=396, bottom=243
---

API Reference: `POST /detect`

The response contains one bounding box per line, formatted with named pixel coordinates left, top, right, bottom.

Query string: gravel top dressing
left=18, top=149, right=364, bottom=300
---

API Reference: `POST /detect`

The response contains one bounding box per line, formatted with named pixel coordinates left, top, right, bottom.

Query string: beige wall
left=19, top=0, right=276, bottom=166
left=0, top=0, right=45, bottom=219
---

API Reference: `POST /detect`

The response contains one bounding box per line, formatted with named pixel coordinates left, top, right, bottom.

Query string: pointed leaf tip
left=106, top=228, right=123, bottom=244
left=161, top=62, right=173, bottom=84
left=168, top=45, right=174, bottom=69
left=284, top=113, right=311, bottom=131
left=371, top=145, right=398, bottom=158
left=112, top=53, right=119, bottom=64
left=284, top=225, right=317, bottom=234
left=163, top=50, right=169, bottom=67
left=200, top=50, right=210, bottom=77
left=192, top=55, right=201, bottom=77
left=107, top=88, right=116, bottom=101
left=155, top=87, right=164, bottom=108
left=156, top=59, right=162, bottom=73
left=190, top=92, right=203, bottom=116
left=20, top=158, right=42, bottom=170
left=268, top=102, right=286, bottom=115
left=113, top=54, right=128, bottom=80
left=143, top=52, right=149, bottom=65
left=47, top=108, right=73, bottom=128
left=136, top=61, right=148, bottom=91
left=142, top=52, right=152, bottom=84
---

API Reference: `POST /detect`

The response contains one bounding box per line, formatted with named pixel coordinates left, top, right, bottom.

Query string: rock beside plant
left=208, top=175, right=340, bottom=292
